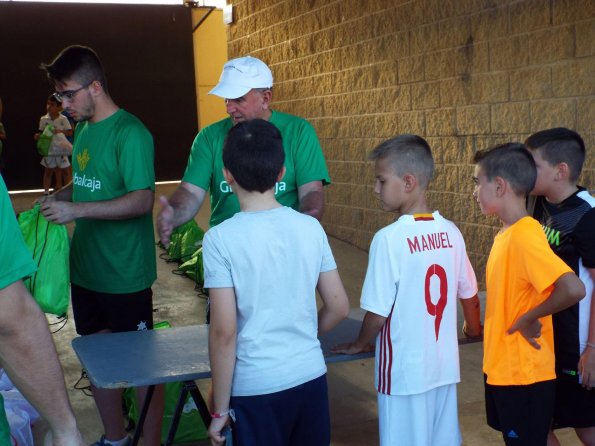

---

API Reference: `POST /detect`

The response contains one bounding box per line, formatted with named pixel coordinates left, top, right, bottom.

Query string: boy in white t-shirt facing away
left=333, top=134, right=483, bottom=446
left=203, top=119, right=350, bottom=446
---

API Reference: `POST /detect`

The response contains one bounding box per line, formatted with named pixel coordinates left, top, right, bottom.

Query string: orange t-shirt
left=483, top=216, right=573, bottom=385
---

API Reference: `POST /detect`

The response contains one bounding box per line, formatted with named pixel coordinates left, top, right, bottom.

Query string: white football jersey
left=361, top=211, right=477, bottom=396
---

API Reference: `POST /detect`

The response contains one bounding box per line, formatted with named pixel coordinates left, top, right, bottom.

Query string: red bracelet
left=211, top=409, right=230, bottom=418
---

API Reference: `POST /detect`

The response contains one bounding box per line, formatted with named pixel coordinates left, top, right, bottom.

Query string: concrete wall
left=224, top=0, right=594, bottom=286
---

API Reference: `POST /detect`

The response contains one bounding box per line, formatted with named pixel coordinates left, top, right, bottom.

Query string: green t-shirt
left=183, top=110, right=331, bottom=227
left=0, top=175, right=36, bottom=290
left=70, top=109, right=156, bottom=293
left=0, top=176, right=36, bottom=445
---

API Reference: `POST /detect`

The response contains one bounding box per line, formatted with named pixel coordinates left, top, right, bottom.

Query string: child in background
left=203, top=119, right=349, bottom=446
left=472, top=142, right=585, bottom=445
left=34, top=94, right=72, bottom=194
left=333, top=134, right=482, bottom=446
left=524, top=128, right=595, bottom=446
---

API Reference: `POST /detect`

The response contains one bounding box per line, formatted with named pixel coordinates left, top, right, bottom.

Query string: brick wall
left=226, top=0, right=594, bottom=287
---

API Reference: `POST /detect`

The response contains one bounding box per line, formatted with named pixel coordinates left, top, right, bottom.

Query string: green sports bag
left=160, top=220, right=205, bottom=264
left=17, top=205, right=70, bottom=316
left=36, top=125, right=54, bottom=156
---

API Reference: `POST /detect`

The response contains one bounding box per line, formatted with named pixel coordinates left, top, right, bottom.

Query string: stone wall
left=226, top=0, right=594, bottom=286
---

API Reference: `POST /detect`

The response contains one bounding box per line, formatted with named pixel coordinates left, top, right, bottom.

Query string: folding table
left=71, top=314, right=373, bottom=446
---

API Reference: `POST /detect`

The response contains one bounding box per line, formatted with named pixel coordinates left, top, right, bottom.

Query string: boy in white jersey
left=204, top=119, right=349, bottom=445
left=333, top=134, right=482, bottom=446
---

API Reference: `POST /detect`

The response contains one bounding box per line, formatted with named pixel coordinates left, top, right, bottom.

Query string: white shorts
left=41, top=155, right=70, bottom=169
left=378, top=383, right=461, bottom=446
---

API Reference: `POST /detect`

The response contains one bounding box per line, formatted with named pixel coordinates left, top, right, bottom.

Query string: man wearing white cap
left=157, top=56, right=330, bottom=242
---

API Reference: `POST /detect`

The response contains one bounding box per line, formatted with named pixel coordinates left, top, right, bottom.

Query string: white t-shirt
left=361, top=211, right=477, bottom=396
left=39, top=113, right=72, bottom=154
left=203, top=206, right=337, bottom=396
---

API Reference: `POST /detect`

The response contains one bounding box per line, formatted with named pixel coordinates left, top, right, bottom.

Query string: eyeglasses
left=53, top=80, right=93, bottom=102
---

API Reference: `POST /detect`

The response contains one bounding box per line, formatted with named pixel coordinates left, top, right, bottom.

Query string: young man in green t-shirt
left=0, top=175, right=84, bottom=446
left=39, top=45, right=162, bottom=446
left=157, top=55, right=331, bottom=238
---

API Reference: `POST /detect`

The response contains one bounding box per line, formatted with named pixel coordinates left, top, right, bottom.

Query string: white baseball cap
left=208, top=56, right=273, bottom=99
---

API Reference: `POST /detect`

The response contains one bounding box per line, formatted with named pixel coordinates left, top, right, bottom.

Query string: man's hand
left=507, top=314, right=542, bottom=349
left=35, top=194, right=56, bottom=206
left=578, top=346, right=595, bottom=390
left=331, top=341, right=373, bottom=355
left=157, top=195, right=175, bottom=248
left=40, top=200, right=77, bottom=224
left=208, top=415, right=229, bottom=446
left=298, top=180, right=325, bottom=221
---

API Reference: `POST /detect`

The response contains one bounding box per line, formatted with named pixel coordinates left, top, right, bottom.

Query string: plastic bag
left=36, top=125, right=54, bottom=156
left=49, top=133, right=72, bottom=156
left=17, top=205, right=70, bottom=316
left=122, top=322, right=208, bottom=443
left=0, top=370, right=12, bottom=392
left=6, top=406, right=33, bottom=446
left=0, top=370, right=39, bottom=446
left=2, top=390, right=39, bottom=425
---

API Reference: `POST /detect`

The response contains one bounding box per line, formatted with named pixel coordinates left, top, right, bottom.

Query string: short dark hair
left=41, top=45, right=108, bottom=92
left=473, top=143, right=536, bottom=197
left=222, top=119, right=285, bottom=193
left=47, top=94, right=61, bottom=105
left=525, top=127, right=585, bottom=182
left=369, top=134, right=434, bottom=189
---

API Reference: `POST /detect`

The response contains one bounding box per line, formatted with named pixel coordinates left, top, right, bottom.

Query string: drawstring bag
left=175, top=247, right=204, bottom=288
left=36, top=125, right=54, bottom=156
left=17, top=205, right=70, bottom=316
left=160, top=220, right=205, bottom=264
left=160, top=221, right=206, bottom=298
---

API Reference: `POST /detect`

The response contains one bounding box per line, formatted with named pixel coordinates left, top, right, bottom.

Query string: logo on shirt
left=77, top=148, right=91, bottom=171
left=219, top=180, right=287, bottom=194
left=73, top=172, right=102, bottom=193
left=541, top=224, right=560, bottom=247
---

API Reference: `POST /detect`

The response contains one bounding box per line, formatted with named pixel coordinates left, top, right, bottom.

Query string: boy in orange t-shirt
left=472, top=143, right=585, bottom=445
